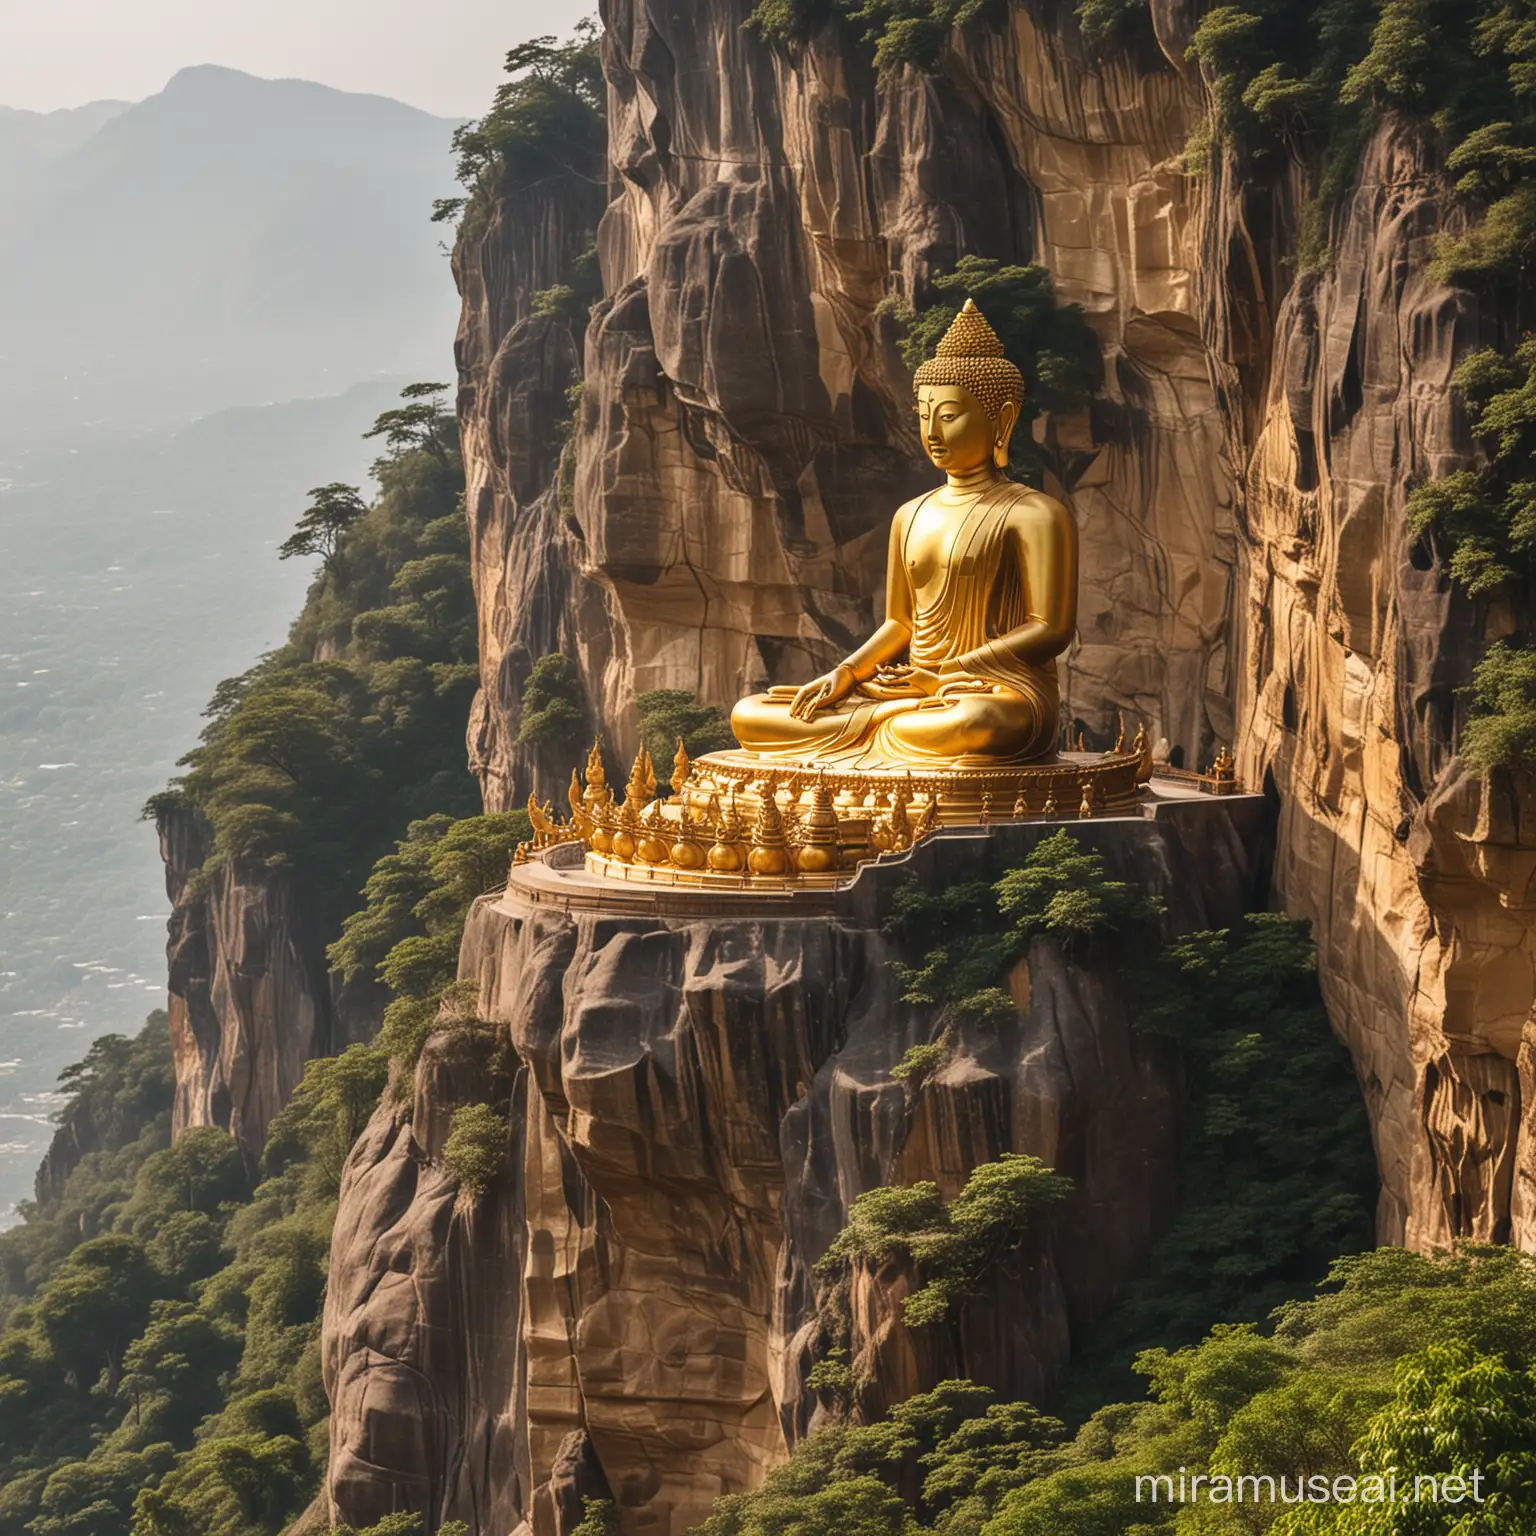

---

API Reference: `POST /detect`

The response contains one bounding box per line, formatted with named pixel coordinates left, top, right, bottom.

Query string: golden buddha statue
left=729, top=299, right=1077, bottom=769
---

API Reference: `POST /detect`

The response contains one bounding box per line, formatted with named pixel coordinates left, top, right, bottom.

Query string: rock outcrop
left=155, top=807, right=378, bottom=1162
left=452, top=0, right=1535, bottom=1255
left=319, top=807, right=1266, bottom=1534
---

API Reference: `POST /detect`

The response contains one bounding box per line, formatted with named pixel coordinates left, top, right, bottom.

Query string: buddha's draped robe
left=732, top=482, right=1061, bottom=768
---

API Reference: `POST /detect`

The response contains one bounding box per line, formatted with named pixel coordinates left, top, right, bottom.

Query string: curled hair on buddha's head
left=912, top=298, right=1026, bottom=426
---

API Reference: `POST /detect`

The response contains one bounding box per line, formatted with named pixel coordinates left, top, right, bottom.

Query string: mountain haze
left=0, top=66, right=463, bottom=451
left=0, top=99, right=128, bottom=174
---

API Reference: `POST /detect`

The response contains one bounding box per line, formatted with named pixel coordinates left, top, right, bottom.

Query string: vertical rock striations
left=451, top=0, right=1536, bottom=1255
left=156, top=807, right=376, bottom=1162
left=320, top=812, right=1266, bottom=1534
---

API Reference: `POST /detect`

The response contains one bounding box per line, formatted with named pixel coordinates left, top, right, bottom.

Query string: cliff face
left=320, top=811, right=1265, bottom=1534
left=454, top=0, right=1535, bottom=1252
left=156, top=808, right=378, bottom=1161
left=467, top=0, right=1231, bottom=792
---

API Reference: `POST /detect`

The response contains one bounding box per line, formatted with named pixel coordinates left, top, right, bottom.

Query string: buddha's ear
left=993, top=399, right=1020, bottom=469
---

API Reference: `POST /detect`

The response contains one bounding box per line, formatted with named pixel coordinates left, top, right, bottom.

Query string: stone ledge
left=498, top=784, right=1270, bottom=922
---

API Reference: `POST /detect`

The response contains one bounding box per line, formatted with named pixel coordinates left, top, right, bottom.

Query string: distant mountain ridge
left=0, top=65, right=463, bottom=451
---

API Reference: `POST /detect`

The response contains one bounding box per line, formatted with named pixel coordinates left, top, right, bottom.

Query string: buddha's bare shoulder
left=999, top=483, right=1072, bottom=526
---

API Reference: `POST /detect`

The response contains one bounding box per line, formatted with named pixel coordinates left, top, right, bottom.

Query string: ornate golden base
left=686, top=748, right=1147, bottom=824
left=516, top=739, right=1184, bottom=894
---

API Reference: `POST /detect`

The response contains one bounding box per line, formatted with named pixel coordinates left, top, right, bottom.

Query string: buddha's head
left=913, top=299, right=1024, bottom=475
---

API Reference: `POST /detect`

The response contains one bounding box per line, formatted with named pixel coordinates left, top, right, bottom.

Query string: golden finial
left=887, top=774, right=914, bottom=852
left=707, top=791, right=746, bottom=873
left=642, top=749, right=657, bottom=801
left=671, top=737, right=692, bottom=797
left=637, top=799, right=671, bottom=865
left=795, top=774, right=841, bottom=875
left=1114, top=714, right=1126, bottom=754
left=1133, top=721, right=1154, bottom=785
left=568, top=768, right=583, bottom=819
left=613, top=800, right=639, bottom=862
left=589, top=797, right=615, bottom=856
left=625, top=746, right=649, bottom=813
left=583, top=738, right=607, bottom=808
left=1076, top=729, right=1087, bottom=753
left=670, top=806, right=707, bottom=871
left=748, top=792, right=792, bottom=877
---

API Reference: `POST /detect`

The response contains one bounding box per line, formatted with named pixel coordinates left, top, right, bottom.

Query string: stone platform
left=508, top=775, right=1268, bottom=919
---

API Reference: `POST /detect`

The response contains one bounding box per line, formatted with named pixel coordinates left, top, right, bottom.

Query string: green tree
left=361, top=383, right=453, bottom=465
left=263, top=1046, right=389, bottom=1195
left=748, top=0, right=1004, bottom=70
left=517, top=652, right=588, bottom=756
left=1275, top=1341, right=1536, bottom=1533
left=1465, top=639, right=1536, bottom=770
left=816, top=1155, right=1072, bottom=1326
left=29, top=1447, right=176, bottom=1536
left=442, top=1103, right=508, bottom=1196
left=635, top=688, right=736, bottom=768
left=36, top=1235, right=158, bottom=1392
left=441, top=25, right=606, bottom=226
left=120, top=1127, right=248, bottom=1232
left=117, top=1304, right=241, bottom=1447
left=278, top=483, right=368, bottom=570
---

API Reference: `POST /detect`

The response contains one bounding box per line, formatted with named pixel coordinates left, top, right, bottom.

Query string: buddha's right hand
left=789, top=664, right=857, bottom=721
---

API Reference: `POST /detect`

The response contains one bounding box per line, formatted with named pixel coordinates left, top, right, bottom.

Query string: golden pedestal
left=571, top=748, right=1148, bottom=892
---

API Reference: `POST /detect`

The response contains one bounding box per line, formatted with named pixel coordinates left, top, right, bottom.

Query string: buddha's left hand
left=871, top=663, right=943, bottom=696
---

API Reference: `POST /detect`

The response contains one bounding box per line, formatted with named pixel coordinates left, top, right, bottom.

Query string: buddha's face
left=916, top=384, right=1013, bottom=475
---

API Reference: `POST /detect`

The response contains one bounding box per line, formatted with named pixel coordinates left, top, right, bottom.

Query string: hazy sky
left=0, top=0, right=595, bottom=117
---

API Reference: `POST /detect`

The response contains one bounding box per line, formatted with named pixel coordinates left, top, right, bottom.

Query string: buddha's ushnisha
left=730, top=299, right=1078, bottom=767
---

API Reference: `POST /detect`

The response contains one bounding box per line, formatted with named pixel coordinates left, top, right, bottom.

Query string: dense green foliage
left=0, top=788, right=525, bottom=1534
left=146, top=385, right=479, bottom=927
left=434, top=25, right=606, bottom=228
left=887, top=829, right=1165, bottom=1020
left=1089, top=914, right=1377, bottom=1383
left=747, top=0, right=1004, bottom=70
left=636, top=688, right=737, bottom=768
left=1406, top=343, right=1536, bottom=770
left=0, top=1015, right=176, bottom=1325
left=327, top=809, right=530, bottom=1076
left=1465, top=639, right=1536, bottom=768
left=442, top=1103, right=508, bottom=1197
left=700, top=1248, right=1536, bottom=1536
left=816, top=1157, right=1072, bottom=1326
left=1175, top=0, right=1536, bottom=273
left=884, top=834, right=1374, bottom=1387
left=881, top=256, right=1101, bottom=486
left=0, top=1007, right=338, bottom=1536
left=517, top=653, right=588, bottom=756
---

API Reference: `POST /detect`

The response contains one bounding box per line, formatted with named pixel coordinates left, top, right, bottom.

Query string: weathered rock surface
left=1216, top=119, right=1536, bottom=1248
left=452, top=0, right=1536, bottom=1255
left=467, top=0, right=1230, bottom=797
left=155, top=807, right=377, bottom=1162
left=320, top=806, right=1265, bottom=1535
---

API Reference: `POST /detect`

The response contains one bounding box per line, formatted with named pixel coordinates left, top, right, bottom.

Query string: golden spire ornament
left=795, top=775, right=841, bottom=875
left=582, top=738, right=607, bottom=809
left=707, top=792, right=747, bottom=873
left=747, top=792, right=791, bottom=877
left=671, top=737, right=692, bottom=797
